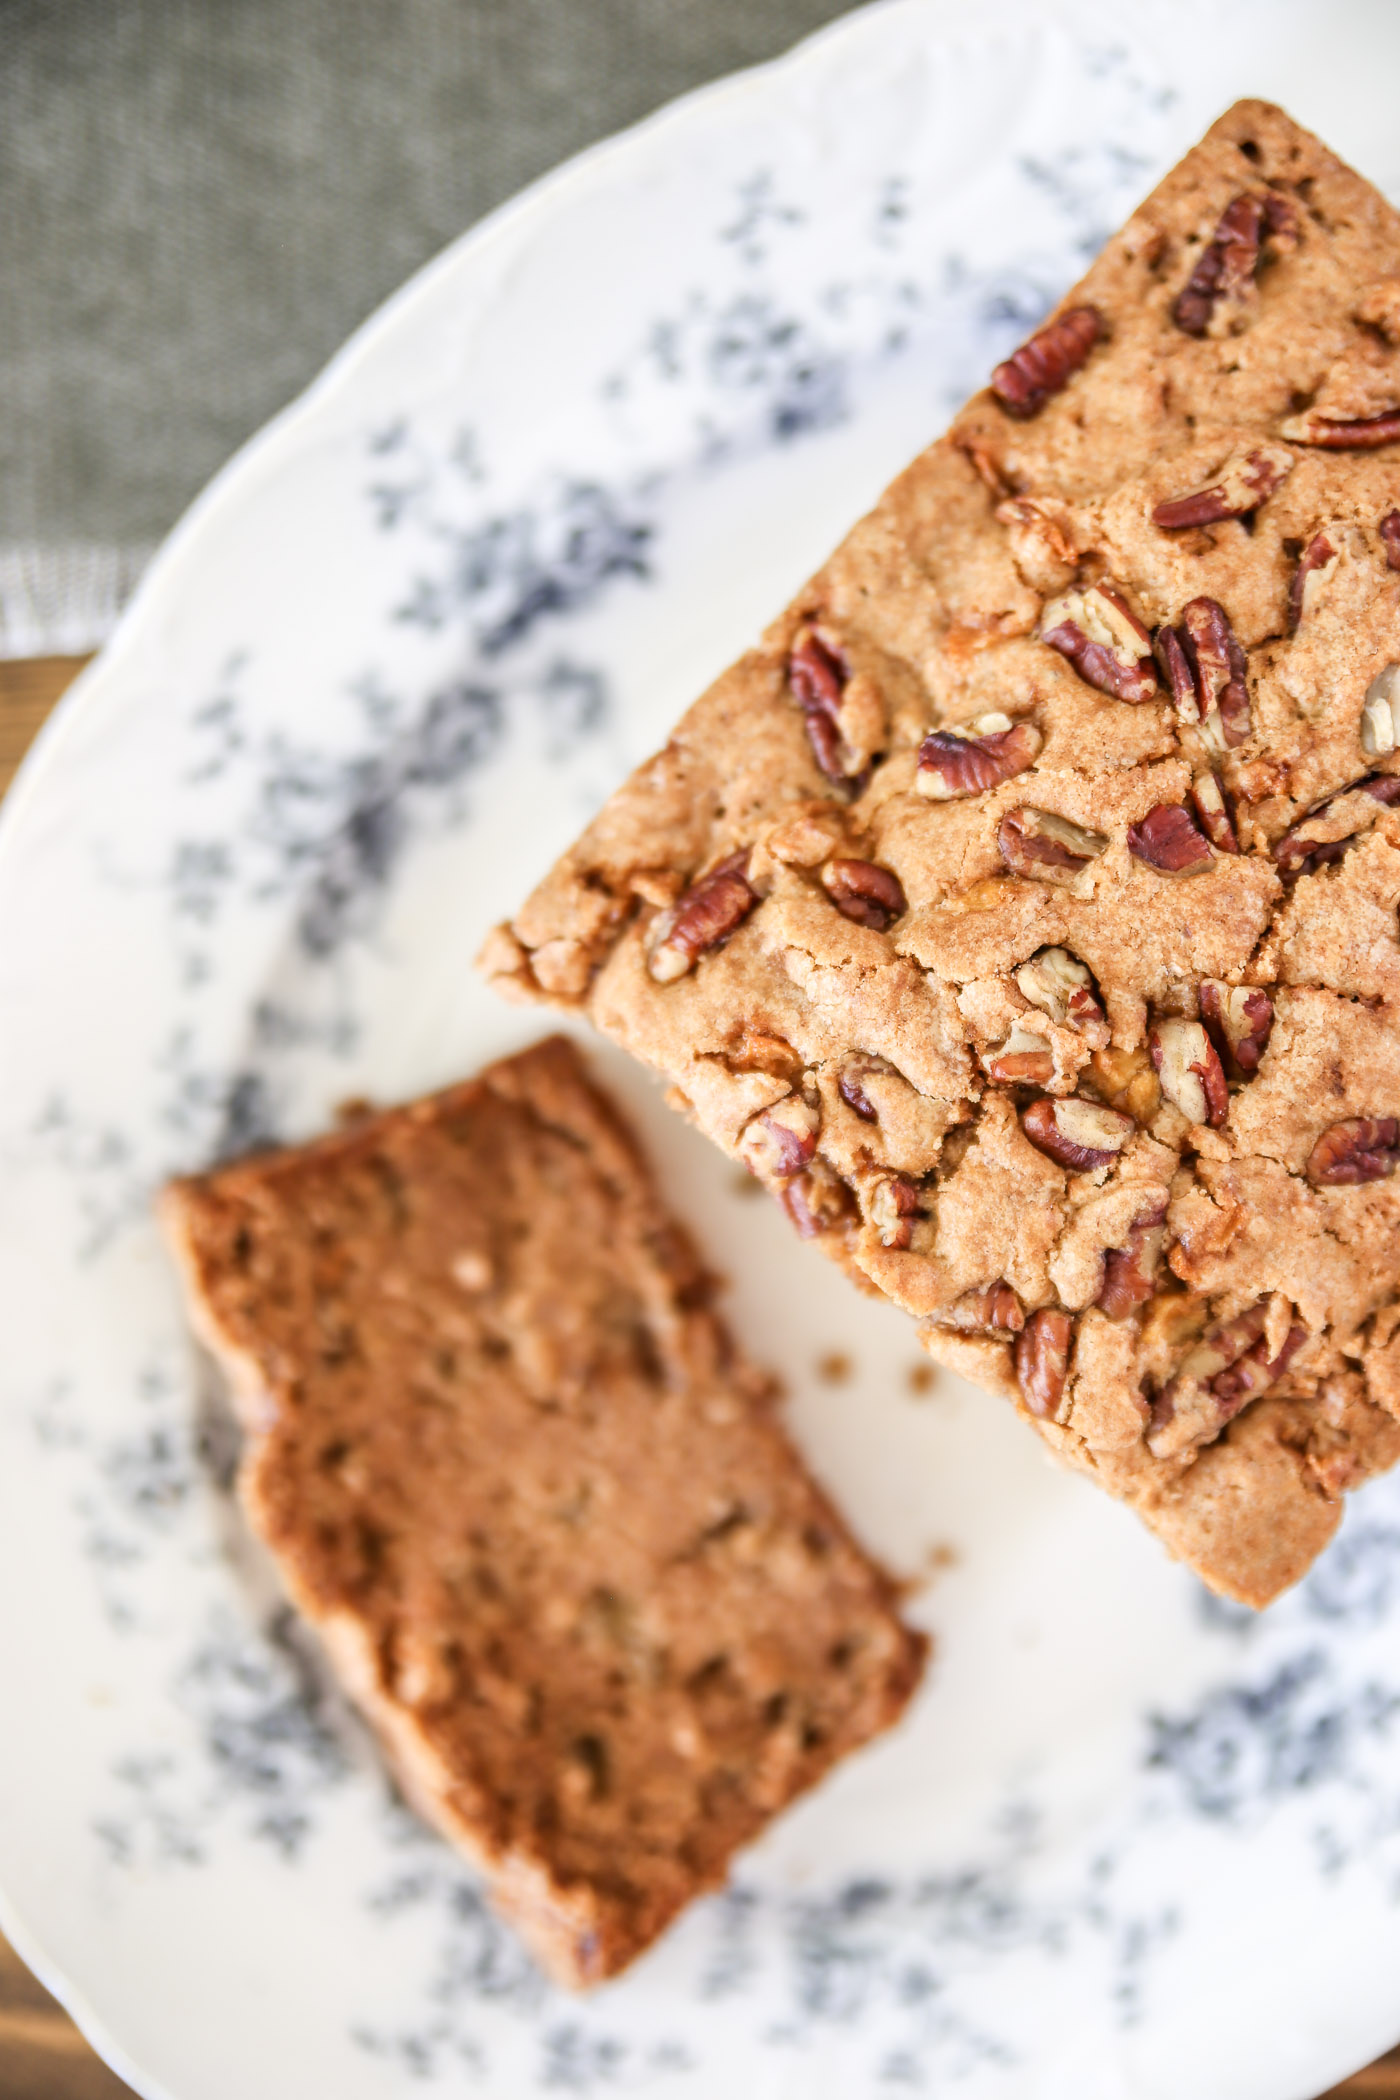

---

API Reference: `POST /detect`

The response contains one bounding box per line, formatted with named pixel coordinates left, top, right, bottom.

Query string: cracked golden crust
left=160, top=1038, right=924, bottom=1984
left=485, top=104, right=1400, bottom=1606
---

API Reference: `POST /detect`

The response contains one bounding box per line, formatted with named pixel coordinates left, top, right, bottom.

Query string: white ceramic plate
left=8, top=3, right=1400, bottom=2095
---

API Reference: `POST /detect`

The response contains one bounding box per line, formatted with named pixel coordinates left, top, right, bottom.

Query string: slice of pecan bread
left=483, top=103, right=1400, bottom=1607
left=161, top=1036, right=924, bottom=1985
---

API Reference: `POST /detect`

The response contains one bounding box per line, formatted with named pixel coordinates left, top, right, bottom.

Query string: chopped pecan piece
left=1016, top=1308, right=1073, bottom=1419
left=999, top=807, right=1108, bottom=886
left=1022, top=1096, right=1135, bottom=1171
left=1190, top=772, right=1240, bottom=853
left=1150, top=1300, right=1305, bottom=1454
left=1128, top=802, right=1214, bottom=876
left=869, top=1174, right=926, bottom=1250
left=1361, top=664, right=1400, bottom=758
left=1097, top=1196, right=1169, bottom=1320
left=1173, top=190, right=1298, bottom=337
left=916, top=714, right=1042, bottom=800
left=990, top=305, right=1102, bottom=418
left=983, top=1026, right=1055, bottom=1087
left=837, top=1053, right=894, bottom=1122
left=1148, top=1018, right=1229, bottom=1128
left=1015, top=946, right=1104, bottom=1028
left=1209, top=1323, right=1307, bottom=1416
left=1288, top=530, right=1341, bottom=629
left=1274, top=773, right=1400, bottom=876
left=1383, top=511, right=1400, bottom=570
left=821, top=857, right=906, bottom=930
left=1307, top=1117, right=1400, bottom=1186
left=1151, top=443, right=1293, bottom=528
left=1198, top=981, right=1273, bottom=1077
left=787, top=629, right=874, bottom=786
left=994, top=497, right=1079, bottom=592
left=940, top=1282, right=1025, bottom=1334
left=647, top=851, right=759, bottom=982
left=1040, top=583, right=1158, bottom=703
left=739, top=1095, right=820, bottom=1179
left=1154, top=598, right=1251, bottom=751
left=1279, top=409, right=1400, bottom=449
left=779, top=1161, right=856, bottom=1238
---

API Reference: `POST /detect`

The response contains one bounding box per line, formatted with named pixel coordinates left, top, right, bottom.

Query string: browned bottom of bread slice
left=161, top=1035, right=925, bottom=1985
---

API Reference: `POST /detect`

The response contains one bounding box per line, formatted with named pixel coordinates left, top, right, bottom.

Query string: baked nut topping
left=739, top=1095, right=820, bottom=1179
left=990, top=304, right=1101, bottom=418
left=1307, top=1116, right=1400, bottom=1185
left=821, top=857, right=907, bottom=930
left=647, top=851, right=759, bottom=982
left=998, top=807, right=1108, bottom=885
left=1279, top=408, right=1400, bottom=449
left=837, top=1053, right=893, bottom=1121
left=787, top=629, right=876, bottom=786
left=1015, top=946, right=1104, bottom=1028
left=1154, top=597, right=1251, bottom=750
left=1198, top=980, right=1273, bottom=1076
left=1097, top=1196, right=1169, bottom=1319
left=938, top=1281, right=1025, bottom=1334
left=1382, top=510, right=1400, bottom=569
left=1173, top=189, right=1299, bottom=337
left=869, top=1174, right=926, bottom=1250
left=779, top=1160, right=856, bottom=1238
left=1151, top=443, right=1293, bottom=527
left=1274, top=772, right=1400, bottom=876
left=1190, top=772, right=1240, bottom=853
left=1016, top=1307, right=1073, bottom=1418
left=1127, top=802, right=1215, bottom=875
left=1022, top=1095, right=1135, bottom=1170
left=1150, top=1301, right=1306, bottom=1456
left=916, top=714, right=1042, bottom=800
left=1148, top=1018, right=1229, bottom=1127
left=1361, top=664, right=1400, bottom=757
left=1288, top=529, right=1342, bottom=627
left=1040, top=583, right=1158, bottom=703
left=994, top=497, right=1079, bottom=592
left=983, top=1026, right=1055, bottom=1086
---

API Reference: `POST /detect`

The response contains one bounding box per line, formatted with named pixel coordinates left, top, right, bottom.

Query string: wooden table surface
left=1, top=653, right=1398, bottom=2100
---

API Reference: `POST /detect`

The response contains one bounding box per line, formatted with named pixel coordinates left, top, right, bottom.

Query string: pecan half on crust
left=999, top=807, right=1108, bottom=886
left=1040, top=584, right=1157, bottom=704
left=983, top=1026, right=1055, bottom=1087
left=1022, top=1096, right=1135, bottom=1171
left=916, top=714, right=1042, bottom=800
left=990, top=305, right=1102, bottom=418
left=821, top=857, right=906, bottom=930
left=1148, top=1018, right=1229, bottom=1128
left=1190, top=772, right=1240, bottom=853
left=647, top=851, right=759, bottom=982
left=1279, top=409, right=1400, bottom=449
left=779, top=1160, right=856, bottom=1238
left=739, top=1095, right=819, bottom=1179
left=1017, top=1308, right=1073, bottom=1418
left=1173, top=190, right=1298, bottom=338
left=1097, top=1196, right=1169, bottom=1319
left=1151, top=443, right=1293, bottom=528
left=1274, top=773, right=1400, bottom=876
left=1288, top=530, right=1342, bottom=629
left=869, top=1174, right=927, bottom=1250
left=1154, top=597, right=1251, bottom=750
left=1198, top=980, right=1273, bottom=1077
left=1127, top=802, right=1214, bottom=876
left=1015, top=946, right=1104, bottom=1029
left=1307, top=1117, right=1400, bottom=1186
left=788, top=629, right=869, bottom=787
left=1361, top=665, right=1400, bottom=758
left=940, top=1281, right=1025, bottom=1334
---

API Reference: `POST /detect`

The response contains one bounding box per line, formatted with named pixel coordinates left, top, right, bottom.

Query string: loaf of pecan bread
left=484, top=102, right=1400, bottom=1607
left=161, top=1037, right=924, bottom=1984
